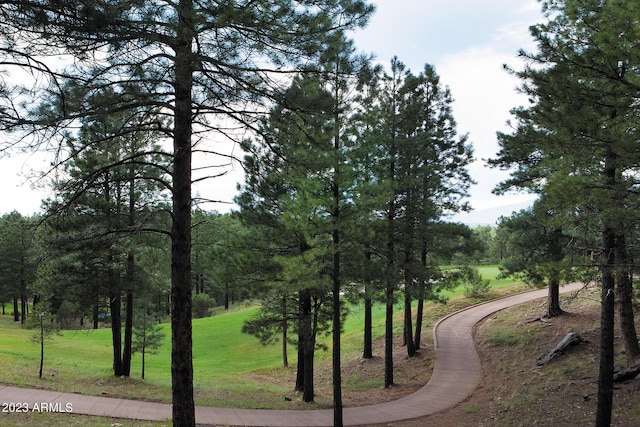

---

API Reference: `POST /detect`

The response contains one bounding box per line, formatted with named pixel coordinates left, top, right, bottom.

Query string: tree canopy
left=1, top=1, right=375, bottom=425
left=490, top=1, right=640, bottom=425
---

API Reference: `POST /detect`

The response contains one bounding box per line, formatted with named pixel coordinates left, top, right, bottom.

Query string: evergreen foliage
left=132, top=305, right=165, bottom=380
left=26, top=308, right=61, bottom=379
left=355, top=57, right=473, bottom=374
left=462, top=267, right=491, bottom=299
left=490, top=1, right=640, bottom=424
left=35, top=108, right=170, bottom=377
left=237, top=54, right=473, bottom=403
left=0, top=212, right=38, bottom=324
left=2, top=1, right=374, bottom=424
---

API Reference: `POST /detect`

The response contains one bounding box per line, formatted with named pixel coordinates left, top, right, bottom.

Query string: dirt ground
left=346, top=287, right=640, bottom=427
left=203, top=285, right=640, bottom=427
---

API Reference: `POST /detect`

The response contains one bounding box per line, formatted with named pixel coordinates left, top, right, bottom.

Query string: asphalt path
left=0, top=282, right=584, bottom=426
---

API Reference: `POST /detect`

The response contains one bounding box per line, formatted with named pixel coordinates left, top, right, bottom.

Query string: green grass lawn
left=0, top=265, right=522, bottom=408
left=438, top=265, right=519, bottom=299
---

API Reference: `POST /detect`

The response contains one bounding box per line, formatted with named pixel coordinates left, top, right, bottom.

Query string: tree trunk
left=402, top=249, right=415, bottom=357
left=39, top=315, right=44, bottom=379
left=403, top=290, right=415, bottom=357
left=282, top=295, right=288, bottom=368
left=20, top=292, right=26, bottom=325
left=547, top=271, right=563, bottom=318
left=300, top=290, right=314, bottom=403
left=614, top=233, right=640, bottom=365
left=282, top=328, right=288, bottom=368
left=141, top=347, right=146, bottom=380
left=110, top=292, right=123, bottom=376
left=122, top=154, right=136, bottom=378
left=384, top=284, right=394, bottom=388
left=415, top=241, right=429, bottom=350
left=384, top=207, right=395, bottom=388
left=331, top=229, right=343, bottom=426
left=617, top=270, right=640, bottom=364
left=303, top=335, right=314, bottom=403
left=537, top=332, right=583, bottom=365
left=414, top=291, right=424, bottom=350
left=596, top=225, right=615, bottom=427
left=546, top=228, right=564, bottom=318
left=13, top=296, right=19, bottom=322
left=363, top=251, right=373, bottom=359
left=363, top=294, right=373, bottom=359
left=384, top=126, right=397, bottom=389
left=171, top=0, right=196, bottom=424
left=122, top=288, right=134, bottom=376
left=93, top=304, right=99, bottom=330
left=613, top=364, right=640, bottom=382
left=595, top=146, right=616, bottom=427
left=330, top=100, right=343, bottom=423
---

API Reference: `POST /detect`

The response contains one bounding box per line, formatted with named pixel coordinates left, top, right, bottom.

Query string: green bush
left=192, top=293, right=215, bottom=318
left=463, top=267, right=492, bottom=298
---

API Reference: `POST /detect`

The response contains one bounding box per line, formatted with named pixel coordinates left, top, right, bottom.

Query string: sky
left=0, top=0, right=544, bottom=225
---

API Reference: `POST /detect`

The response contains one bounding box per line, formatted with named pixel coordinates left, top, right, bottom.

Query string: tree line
left=0, top=49, right=480, bottom=418
left=235, top=53, right=475, bottom=406
left=0, top=1, right=374, bottom=426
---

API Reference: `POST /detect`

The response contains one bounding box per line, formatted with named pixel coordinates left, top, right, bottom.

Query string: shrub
left=463, top=267, right=492, bottom=299
left=192, top=293, right=215, bottom=318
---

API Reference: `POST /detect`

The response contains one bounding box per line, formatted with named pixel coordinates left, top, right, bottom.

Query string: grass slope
left=0, top=266, right=520, bottom=408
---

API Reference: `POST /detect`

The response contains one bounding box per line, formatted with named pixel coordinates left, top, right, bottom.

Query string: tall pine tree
left=490, top=1, right=640, bottom=425
left=2, top=3, right=374, bottom=425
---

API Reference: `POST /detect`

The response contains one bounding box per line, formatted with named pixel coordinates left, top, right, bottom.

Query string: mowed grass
left=439, top=265, right=520, bottom=299
left=0, top=266, right=521, bottom=409
left=0, top=305, right=292, bottom=406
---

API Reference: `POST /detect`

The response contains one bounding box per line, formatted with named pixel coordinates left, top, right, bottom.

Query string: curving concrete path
left=0, top=282, right=583, bottom=426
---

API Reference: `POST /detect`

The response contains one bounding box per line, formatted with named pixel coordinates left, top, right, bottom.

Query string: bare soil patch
left=358, top=286, right=640, bottom=426
left=238, top=332, right=435, bottom=410
left=237, top=290, right=529, bottom=412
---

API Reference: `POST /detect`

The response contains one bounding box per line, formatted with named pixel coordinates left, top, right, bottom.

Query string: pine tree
left=132, top=305, right=165, bottom=380
left=238, top=68, right=358, bottom=411
left=0, top=212, right=38, bottom=324
left=490, top=1, right=640, bottom=425
left=496, top=201, right=576, bottom=318
left=39, top=105, right=168, bottom=377
left=2, top=3, right=374, bottom=424
left=237, top=75, right=330, bottom=403
left=27, top=309, right=60, bottom=379
left=356, top=58, right=473, bottom=382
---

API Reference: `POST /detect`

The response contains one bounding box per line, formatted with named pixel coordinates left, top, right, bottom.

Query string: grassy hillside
left=0, top=266, right=522, bottom=407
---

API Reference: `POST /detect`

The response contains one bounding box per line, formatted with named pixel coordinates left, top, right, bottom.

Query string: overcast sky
left=0, top=0, right=544, bottom=224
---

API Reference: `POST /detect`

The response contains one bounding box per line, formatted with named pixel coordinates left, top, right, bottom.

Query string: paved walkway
left=0, top=282, right=584, bottom=426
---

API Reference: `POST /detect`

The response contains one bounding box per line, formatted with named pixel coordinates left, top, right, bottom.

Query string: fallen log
left=537, top=332, right=584, bottom=366
left=614, top=364, right=640, bottom=382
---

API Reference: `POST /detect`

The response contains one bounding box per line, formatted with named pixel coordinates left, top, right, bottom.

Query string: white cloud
left=0, top=151, right=53, bottom=215
left=439, top=47, right=522, bottom=153
left=432, top=2, right=542, bottom=223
